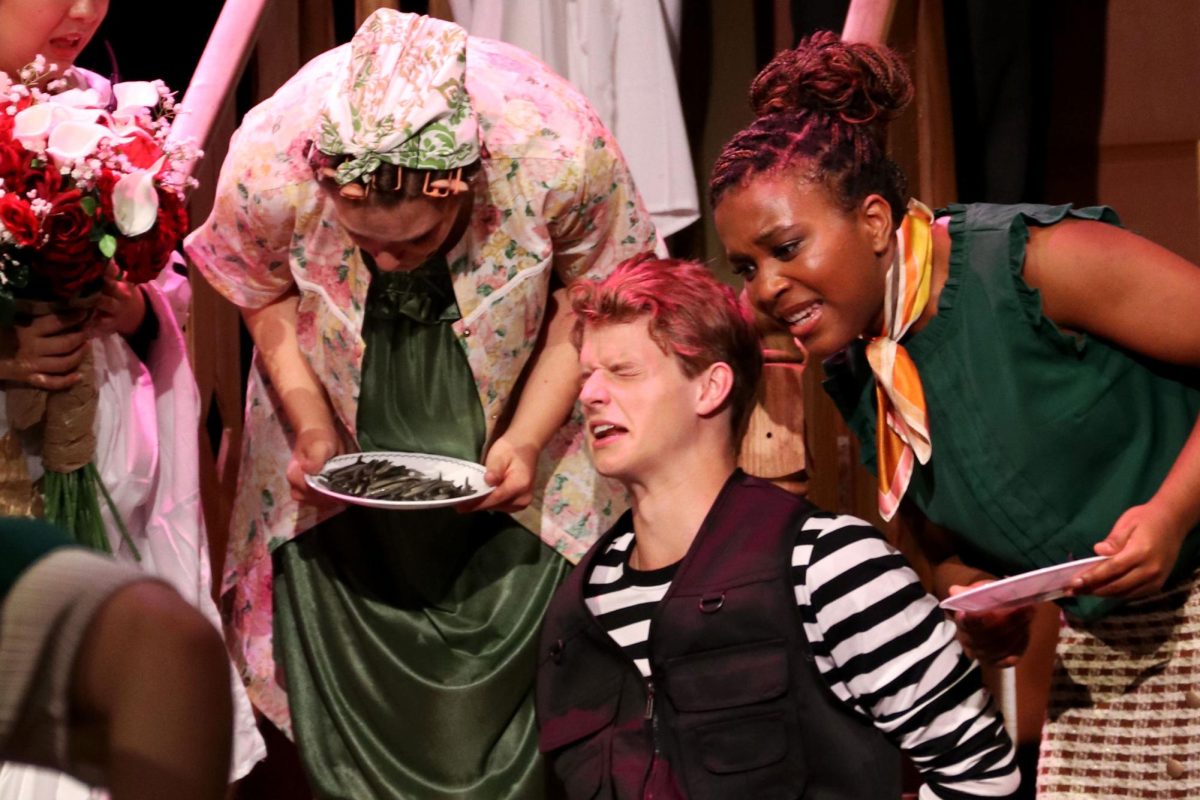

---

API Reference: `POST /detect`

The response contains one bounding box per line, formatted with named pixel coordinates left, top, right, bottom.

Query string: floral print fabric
left=317, top=10, right=479, bottom=181
left=185, top=35, right=656, bottom=731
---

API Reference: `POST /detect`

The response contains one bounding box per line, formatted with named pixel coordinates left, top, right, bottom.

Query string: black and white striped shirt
left=583, top=512, right=1020, bottom=799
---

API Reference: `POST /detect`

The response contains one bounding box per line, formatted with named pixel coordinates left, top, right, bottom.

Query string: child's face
left=0, top=0, right=108, bottom=78
left=578, top=319, right=706, bottom=487
left=714, top=170, right=892, bottom=360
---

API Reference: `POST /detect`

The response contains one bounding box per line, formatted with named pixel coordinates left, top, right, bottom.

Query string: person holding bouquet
left=186, top=9, right=657, bottom=798
left=0, top=0, right=265, bottom=796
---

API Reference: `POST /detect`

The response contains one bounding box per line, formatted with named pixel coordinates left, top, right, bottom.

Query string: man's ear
left=696, top=362, right=735, bottom=417
left=860, top=193, right=895, bottom=255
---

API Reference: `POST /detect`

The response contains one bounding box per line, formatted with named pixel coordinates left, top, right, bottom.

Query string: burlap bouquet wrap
left=7, top=304, right=99, bottom=472
left=0, top=298, right=132, bottom=554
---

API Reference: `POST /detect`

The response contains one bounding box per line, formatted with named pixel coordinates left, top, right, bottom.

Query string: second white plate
left=939, top=556, right=1110, bottom=613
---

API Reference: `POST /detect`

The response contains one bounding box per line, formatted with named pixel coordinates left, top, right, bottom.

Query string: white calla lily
left=14, top=100, right=106, bottom=151
left=45, top=119, right=119, bottom=165
left=12, top=103, right=59, bottom=148
left=109, top=111, right=145, bottom=137
left=112, top=155, right=166, bottom=236
left=61, top=105, right=106, bottom=124
left=112, top=81, right=160, bottom=113
left=47, top=87, right=104, bottom=108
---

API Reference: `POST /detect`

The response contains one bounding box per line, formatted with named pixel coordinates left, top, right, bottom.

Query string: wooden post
left=738, top=324, right=808, bottom=496
left=172, top=0, right=270, bottom=590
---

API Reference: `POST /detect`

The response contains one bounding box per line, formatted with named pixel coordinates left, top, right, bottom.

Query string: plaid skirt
left=1038, top=573, right=1200, bottom=798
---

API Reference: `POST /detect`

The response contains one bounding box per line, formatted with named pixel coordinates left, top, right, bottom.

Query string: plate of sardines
left=305, top=452, right=493, bottom=510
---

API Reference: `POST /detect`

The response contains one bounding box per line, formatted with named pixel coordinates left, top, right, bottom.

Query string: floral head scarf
left=316, top=9, right=479, bottom=185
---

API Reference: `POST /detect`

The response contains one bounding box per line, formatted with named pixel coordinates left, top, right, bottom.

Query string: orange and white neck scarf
left=865, top=200, right=934, bottom=521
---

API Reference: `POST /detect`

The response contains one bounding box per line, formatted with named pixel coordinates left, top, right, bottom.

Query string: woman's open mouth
left=781, top=301, right=823, bottom=340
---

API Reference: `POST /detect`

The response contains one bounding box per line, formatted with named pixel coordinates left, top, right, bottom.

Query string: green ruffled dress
left=824, top=203, right=1200, bottom=622
left=272, top=258, right=567, bottom=799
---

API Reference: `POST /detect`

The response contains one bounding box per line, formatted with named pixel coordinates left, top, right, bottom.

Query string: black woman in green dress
left=711, top=31, right=1200, bottom=799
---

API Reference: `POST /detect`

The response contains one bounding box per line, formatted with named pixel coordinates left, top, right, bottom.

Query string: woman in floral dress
left=186, top=10, right=657, bottom=799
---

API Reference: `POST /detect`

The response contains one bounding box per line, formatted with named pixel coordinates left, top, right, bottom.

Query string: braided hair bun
left=710, top=32, right=913, bottom=224
left=750, top=31, right=912, bottom=138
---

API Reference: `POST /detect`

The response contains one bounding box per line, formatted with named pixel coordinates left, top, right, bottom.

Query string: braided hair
left=710, top=32, right=913, bottom=225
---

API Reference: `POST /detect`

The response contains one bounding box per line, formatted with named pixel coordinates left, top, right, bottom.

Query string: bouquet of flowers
left=0, top=56, right=198, bottom=551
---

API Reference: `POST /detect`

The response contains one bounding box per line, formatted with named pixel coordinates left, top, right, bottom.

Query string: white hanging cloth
left=449, top=0, right=700, bottom=239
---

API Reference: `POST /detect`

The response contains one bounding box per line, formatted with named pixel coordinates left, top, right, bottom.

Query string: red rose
left=0, top=194, right=39, bottom=246
left=93, top=169, right=119, bottom=224
left=0, top=140, right=27, bottom=183
left=0, top=113, right=11, bottom=140
left=115, top=188, right=188, bottom=284
left=17, top=162, right=64, bottom=201
left=114, top=128, right=163, bottom=170
left=41, top=190, right=93, bottom=254
left=34, top=190, right=106, bottom=297
left=157, top=187, right=188, bottom=239
left=114, top=231, right=168, bottom=284
left=0, top=96, right=32, bottom=137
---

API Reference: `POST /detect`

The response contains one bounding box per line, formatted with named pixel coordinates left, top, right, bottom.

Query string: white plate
left=305, top=451, right=493, bottom=510
left=939, top=556, right=1110, bottom=613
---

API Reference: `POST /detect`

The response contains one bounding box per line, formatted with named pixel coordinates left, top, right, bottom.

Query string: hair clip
left=423, top=168, right=469, bottom=198
left=337, top=170, right=376, bottom=200
left=338, top=181, right=368, bottom=200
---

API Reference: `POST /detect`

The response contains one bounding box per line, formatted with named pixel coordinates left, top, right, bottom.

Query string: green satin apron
left=273, top=258, right=567, bottom=799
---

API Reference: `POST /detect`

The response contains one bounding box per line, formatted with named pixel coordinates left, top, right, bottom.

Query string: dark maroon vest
left=536, top=471, right=901, bottom=799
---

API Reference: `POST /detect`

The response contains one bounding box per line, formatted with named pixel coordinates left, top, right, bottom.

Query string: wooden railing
left=179, top=0, right=379, bottom=587
left=171, top=0, right=270, bottom=586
